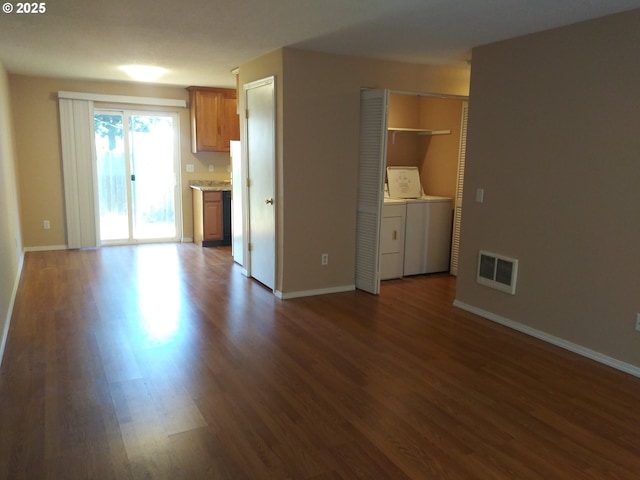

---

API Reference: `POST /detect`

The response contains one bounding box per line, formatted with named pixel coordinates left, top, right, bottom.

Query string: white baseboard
left=24, top=244, right=68, bottom=252
left=0, top=251, right=24, bottom=368
left=275, top=284, right=355, bottom=300
left=237, top=266, right=249, bottom=277
left=453, top=300, right=640, bottom=379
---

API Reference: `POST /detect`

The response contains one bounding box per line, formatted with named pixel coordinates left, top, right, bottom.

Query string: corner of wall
left=0, top=59, right=25, bottom=367
left=0, top=253, right=23, bottom=368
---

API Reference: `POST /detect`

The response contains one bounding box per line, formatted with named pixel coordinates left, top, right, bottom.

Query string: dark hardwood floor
left=1, top=243, right=640, bottom=479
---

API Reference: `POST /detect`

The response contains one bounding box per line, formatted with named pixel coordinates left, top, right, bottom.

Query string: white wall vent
left=477, top=251, right=518, bottom=295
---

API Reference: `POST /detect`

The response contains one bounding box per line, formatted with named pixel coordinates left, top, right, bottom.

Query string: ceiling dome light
left=120, top=65, right=167, bottom=82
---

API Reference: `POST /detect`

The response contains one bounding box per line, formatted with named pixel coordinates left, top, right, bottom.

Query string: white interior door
left=355, top=89, right=389, bottom=294
left=245, top=77, right=276, bottom=290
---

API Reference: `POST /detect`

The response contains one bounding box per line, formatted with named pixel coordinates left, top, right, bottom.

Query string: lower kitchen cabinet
left=193, top=189, right=231, bottom=246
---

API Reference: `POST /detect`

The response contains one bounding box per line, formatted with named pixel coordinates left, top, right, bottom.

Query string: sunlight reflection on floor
left=136, top=246, right=182, bottom=345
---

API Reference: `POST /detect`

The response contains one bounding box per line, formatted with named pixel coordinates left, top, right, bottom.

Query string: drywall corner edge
left=0, top=251, right=24, bottom=368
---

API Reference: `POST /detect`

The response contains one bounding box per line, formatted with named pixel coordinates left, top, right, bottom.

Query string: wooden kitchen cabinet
left=203, top=191, right=223, bottom=241
left=193, top=189, right=231, bottom=247
left=187, top=87, right=239, bottom=153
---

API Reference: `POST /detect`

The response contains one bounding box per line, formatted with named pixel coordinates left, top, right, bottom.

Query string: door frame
left=242, top=76, right=277, bottom=291
left=94, top=108, right=182, bottom=245
left=356, top=89, right=469, bottom=294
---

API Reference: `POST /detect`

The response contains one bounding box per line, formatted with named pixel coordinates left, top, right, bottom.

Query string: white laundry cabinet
left=380, top=199, right=406, bottom=280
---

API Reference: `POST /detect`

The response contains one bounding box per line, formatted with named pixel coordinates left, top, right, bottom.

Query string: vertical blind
left=59, top=98, right=99, bottom=249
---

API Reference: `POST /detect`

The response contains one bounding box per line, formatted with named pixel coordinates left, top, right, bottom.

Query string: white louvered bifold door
left=450, top=101, right=468, bottom=275
left=355, top=89, right=389, bottom=294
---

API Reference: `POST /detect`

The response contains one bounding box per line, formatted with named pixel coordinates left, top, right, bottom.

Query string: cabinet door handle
left=265, top=198, right=274, bottom=205
left=392, top=230, right=397, bottom=240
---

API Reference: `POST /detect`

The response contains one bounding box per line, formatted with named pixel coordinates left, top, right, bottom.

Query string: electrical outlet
left=208, top=165, right=214, bottom=172
left=186, top=164, right=195, bottom=173
left=321, top=253, right=329, bottom=265
left=43, top=220, right=50, bottom=230
left=636, top=313, right=640, bottom=332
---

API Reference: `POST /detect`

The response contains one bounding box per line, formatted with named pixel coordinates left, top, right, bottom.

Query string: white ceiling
left=1, top=0, right=639, bottom=88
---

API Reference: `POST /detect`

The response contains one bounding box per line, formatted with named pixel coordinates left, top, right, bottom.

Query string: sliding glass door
left=94, top=110, right=181, bottom=244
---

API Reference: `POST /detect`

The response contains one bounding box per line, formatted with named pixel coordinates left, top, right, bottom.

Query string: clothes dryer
left=403, top=195, right=453, bottom=275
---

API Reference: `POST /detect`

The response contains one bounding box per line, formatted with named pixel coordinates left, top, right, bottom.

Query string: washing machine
left=386, top=166, right=453, bottom=276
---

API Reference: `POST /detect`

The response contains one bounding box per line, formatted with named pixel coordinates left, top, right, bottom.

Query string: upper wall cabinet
left=187, top=87, right=240, bottom=153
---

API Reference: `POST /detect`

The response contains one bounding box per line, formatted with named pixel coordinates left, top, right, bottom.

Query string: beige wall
left=9, top=75, right=232, bottom=248
left=388, top=94, right=420, bottom=128
left=0, top=61, right=23, bottom=363
left=386, top=94, right=423, bottom=171
left=386, top=94, right=465, bottom=199
left=418, top=97, right=464, bottom=199
left=240, top=48, right=469, bottom=295
left=456, top=10, right=640, bottom=367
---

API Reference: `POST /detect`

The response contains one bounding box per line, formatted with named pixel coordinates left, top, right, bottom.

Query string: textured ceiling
left=0, top=0, right=639, bottom=87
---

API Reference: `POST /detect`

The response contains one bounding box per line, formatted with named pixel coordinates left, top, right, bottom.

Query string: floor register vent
left=477, top=251, right=518, bottom=295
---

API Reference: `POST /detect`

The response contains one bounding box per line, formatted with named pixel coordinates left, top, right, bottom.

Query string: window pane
left=95, top=113, right=129, bottom=241
left=130, top=115, right=176, bottom=239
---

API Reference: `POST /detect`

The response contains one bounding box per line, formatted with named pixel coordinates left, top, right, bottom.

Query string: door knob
left=265, top=198, right=274, bottom=205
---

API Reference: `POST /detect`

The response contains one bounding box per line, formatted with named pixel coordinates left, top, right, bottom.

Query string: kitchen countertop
left=190, top=180, right=231, bottom=191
